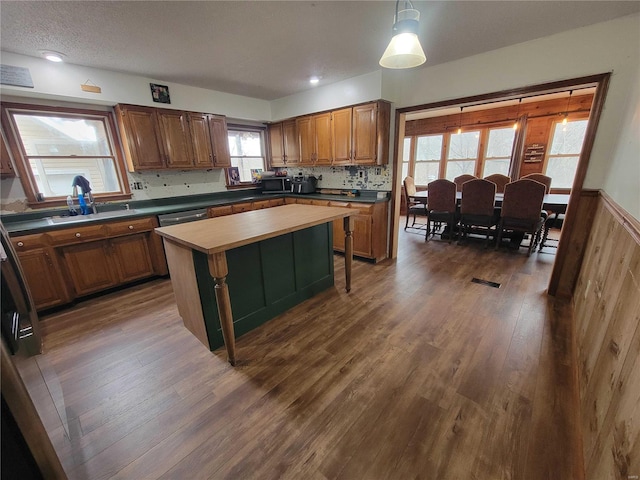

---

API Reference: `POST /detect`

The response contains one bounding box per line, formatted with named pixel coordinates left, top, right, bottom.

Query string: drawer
left=285, top=197, right=297, bottom=205
left=106, top=217, right=156, bottom=237
left=252, top=200, right=271, bottom=210
left=268, top=198, right=286, bottom=207
left=311, top=200, right=331, bottom=206
left=329, top=201, right=351, bottom=208
left=46, top=224, right=107, bottom=246
left=295, top=198, right=313, bottom=205
left=351, top=203, right=374, bottom=215
left=208, top=205, right=233, bottom=218
left=231, top=202, right=253, bottom=214
left=11, top=234, right=49, bottom=252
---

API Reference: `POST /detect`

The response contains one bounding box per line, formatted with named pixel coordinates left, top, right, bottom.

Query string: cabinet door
left=1, top=133, right=15, bottom=177
left=352, top=103, right=378, bottom=165
left=332, top=108, right=353, bottom=165
left=187, top=112, right=214, bottom=168
left=110, top=234, right=154, bottom=284
left=157, top=110, right=193, bottom=168
left=282, top=120, right=299, bottom=165
left=17, top=248, right=68, bottom=310
left=352, top=214, right=373, bottom=257
left=116, top=105, right=165, bottom=170
left=62, top=241, right=119, bottom=296
left=208, top=205, right=233, bottom=218
left=333, top=219, right=346, bottom=251
left=208, top=115, right=231, bottom=168
left=268, top=123, right=285, bottom=167
left=297, top=116, right=315, bottom=165
left=314, top=112, right=332, bottom=165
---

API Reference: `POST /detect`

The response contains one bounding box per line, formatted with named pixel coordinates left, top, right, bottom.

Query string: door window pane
left=546, top=120, right=588, bottom=189
left=401, top=137, right=411, bottom=181
left=446, top=131, right=479, bottom=180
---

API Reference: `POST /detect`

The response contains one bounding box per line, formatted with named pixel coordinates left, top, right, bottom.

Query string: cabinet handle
left=75, top=233, right=81, bottom=238
left=17, top=241, right=24, bottom=247
left=44, top=252, right=53, bottom=268
left=128, top=225, right=134, bottom=230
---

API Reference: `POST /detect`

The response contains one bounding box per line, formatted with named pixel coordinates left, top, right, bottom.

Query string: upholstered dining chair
left=483, top=173, right=511, bottom=193
left=403, top=176, right=427, bottom=230
left=495, top=179, right=547, bottom=256
left=459, top=179, right=499, bottom=247
left=426, top=179, right=457, bottom=243
left=522, top=173, right=552, bottom=193
left=453, top=174, right=477, bottom=192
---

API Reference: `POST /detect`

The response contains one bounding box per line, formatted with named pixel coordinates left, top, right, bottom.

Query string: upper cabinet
left=269, top=100, right=390, bottom=168
left=115, top=104, right=230, bottom=172
left=268, top=120, right=299, bottom=168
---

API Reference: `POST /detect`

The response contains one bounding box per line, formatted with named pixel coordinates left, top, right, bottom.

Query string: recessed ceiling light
left=309, top=77, right=320, bottom=85
left=41, top=51, right=64, bottom=62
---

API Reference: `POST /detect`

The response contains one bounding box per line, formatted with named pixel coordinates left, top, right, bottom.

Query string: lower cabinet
left=15, top=246, right=70, bottom=310
left=11, top=216, right=167, bottom=312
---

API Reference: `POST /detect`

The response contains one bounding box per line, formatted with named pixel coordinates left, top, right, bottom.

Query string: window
left=483, top=127, right=515, bottom=177
left=415, top=135, right=443, bottom=184
left=445, top=130, right=480, bottom=180
left=227, top=127, right=266, bottom=183
left=545, top=119, right=588, bottom=189
left=1, top=103, right=129, bottom=206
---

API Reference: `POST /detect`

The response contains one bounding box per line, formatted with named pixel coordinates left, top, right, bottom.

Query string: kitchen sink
left=45, top=209, right=139, bottom=225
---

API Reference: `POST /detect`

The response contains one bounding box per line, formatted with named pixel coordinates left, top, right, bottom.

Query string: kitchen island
left=155, top=204, right=355, bottom=365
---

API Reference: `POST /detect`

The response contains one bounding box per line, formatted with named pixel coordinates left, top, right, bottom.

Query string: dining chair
left=483, top=173, right=511, bottom=193
left=495, top=179, right=546, bottom=256
left=540, top=212, right=564, bottom=250
left=426, top=179, right=457, bottom=243
left=459, top=179, right=499, bottom=247
left=453, top=174, right=477, bottom=192
left=403, top=176, right=427, bottom=230
left=522, top=173, right=552, bottom=193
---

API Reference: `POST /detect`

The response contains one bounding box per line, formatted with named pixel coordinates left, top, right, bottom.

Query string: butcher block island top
left=155, top=204, right=356, bottom=366
left=154, top=204, right=353, bottom=254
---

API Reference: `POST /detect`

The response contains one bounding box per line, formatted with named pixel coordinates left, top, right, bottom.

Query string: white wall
left=270, top=70, right=383, bottom=121
left=380, top=13, right=640, bottom=218
left=0, top=52, right=271, bottom=121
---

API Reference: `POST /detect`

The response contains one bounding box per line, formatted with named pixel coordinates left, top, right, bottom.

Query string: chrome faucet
left=87, top=192, right=97, bottom=214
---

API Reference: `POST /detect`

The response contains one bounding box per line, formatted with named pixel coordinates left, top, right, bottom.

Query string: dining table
left=409, top=190, right=570, bottom=245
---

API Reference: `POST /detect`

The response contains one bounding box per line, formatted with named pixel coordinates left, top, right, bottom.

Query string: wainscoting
left=573, top=191, right=640, bottom=479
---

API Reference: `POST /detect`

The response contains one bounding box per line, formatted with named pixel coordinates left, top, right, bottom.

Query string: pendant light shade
left=379, top=1, right=426, bottom=69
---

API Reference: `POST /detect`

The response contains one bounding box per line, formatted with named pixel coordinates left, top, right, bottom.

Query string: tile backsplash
left=284, top=165, right=392, bottom=191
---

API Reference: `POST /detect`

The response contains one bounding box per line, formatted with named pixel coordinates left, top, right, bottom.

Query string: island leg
left=344, top=215, right=354, bottom=293
left=208, top=252, right=236, bottom=366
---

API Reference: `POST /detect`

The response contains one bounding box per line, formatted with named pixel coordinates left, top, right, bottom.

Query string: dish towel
left=71, top=175, right=92, bottom=194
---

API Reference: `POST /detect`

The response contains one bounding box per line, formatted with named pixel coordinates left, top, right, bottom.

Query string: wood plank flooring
left=18, top=223, right=582, bottom=479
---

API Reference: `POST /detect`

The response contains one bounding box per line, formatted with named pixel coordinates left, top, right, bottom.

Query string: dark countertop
left=1, top=190, right=389, bottom=235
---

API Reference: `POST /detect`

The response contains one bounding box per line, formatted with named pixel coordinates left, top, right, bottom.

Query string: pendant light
left=562, top=90, right=573, bottom=126
left=513, top=98, right=522, bottom=130
left=457, top=107, right=463, bottom=135
left=379, top=0, right=427, bottom=69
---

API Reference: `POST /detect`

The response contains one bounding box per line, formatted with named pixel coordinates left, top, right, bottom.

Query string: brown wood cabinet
left=11, top=236, right=70, bottom=310
left=11, top=216, right=167, bottom=311
left=1, top=132, right=15, bottom=177
left=268, top=120, right=299, bottom=168
left=269, top=101, right=390, bottom=168
left=115, top=104, right=165, bottom=170
left=297, top=112, right=332, bottom=166
left=116, top=104, right=230, bottom=172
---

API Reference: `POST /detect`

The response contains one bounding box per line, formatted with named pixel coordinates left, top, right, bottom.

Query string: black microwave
left=261, top=176, right=292, bottom=193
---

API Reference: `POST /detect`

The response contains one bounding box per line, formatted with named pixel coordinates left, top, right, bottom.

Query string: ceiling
left=1, top=1, right=638, bottom=101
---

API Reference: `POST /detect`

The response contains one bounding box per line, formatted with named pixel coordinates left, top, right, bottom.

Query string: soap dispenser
left=66, top=196, right=78, bottom=216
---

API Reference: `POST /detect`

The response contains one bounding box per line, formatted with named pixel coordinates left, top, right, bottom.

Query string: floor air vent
left=471, top=277, right=501, bottom=288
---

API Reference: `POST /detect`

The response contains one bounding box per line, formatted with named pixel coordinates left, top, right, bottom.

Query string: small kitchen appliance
left=291, top=175, right=317, bottom=194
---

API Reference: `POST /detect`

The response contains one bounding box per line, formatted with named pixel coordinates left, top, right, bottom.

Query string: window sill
left=27, top=192, right=133, bottom=209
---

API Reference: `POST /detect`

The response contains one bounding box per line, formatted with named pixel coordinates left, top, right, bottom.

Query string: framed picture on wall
left=150, top=83, right=171, bottom=104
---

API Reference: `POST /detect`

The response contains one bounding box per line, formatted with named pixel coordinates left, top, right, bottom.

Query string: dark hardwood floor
left=18, top=222, right=581, bottom=479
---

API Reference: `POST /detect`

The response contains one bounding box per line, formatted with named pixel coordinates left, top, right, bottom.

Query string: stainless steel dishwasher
left=157, top=208, right=208, bottom=227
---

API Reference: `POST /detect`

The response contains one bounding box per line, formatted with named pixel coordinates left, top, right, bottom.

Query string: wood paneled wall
left=573, top=192, right=640, bottom=479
